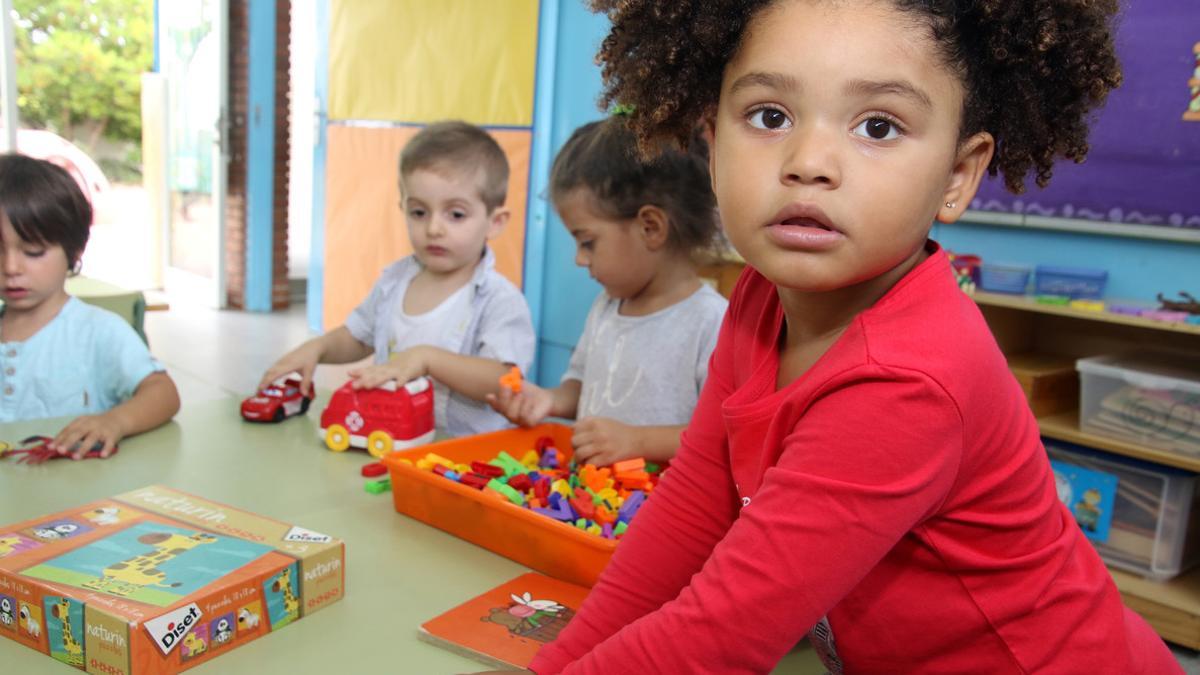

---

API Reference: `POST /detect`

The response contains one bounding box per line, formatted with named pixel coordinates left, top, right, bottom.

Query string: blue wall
left=933, top=221, right=1200, bottom=302
left=244, top=1, right=277, bottom=311
left=525, top=4, right=608, bottom=386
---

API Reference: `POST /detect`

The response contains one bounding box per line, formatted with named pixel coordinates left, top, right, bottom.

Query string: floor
left=144, top=299, right=1200, bottom=672
left=144, top=300, right=367, bottom=405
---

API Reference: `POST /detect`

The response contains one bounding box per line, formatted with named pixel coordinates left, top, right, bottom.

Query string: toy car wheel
left=272, top=407, right=284, bottom=423
left=366, top=430, right=394, bottom=458
left=325, top=425, right=351, bottom=452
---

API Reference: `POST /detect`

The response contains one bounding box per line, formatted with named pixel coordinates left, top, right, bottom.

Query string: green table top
left=0, top=394, right=531, bottom=674
left=0, top=396, right=822, bottom=674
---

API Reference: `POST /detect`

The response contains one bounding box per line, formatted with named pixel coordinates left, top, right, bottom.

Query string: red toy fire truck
left=318, top=377, right=435, bottom=458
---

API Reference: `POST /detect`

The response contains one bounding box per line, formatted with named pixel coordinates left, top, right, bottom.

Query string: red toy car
left=318, top=377, right=435, bottom=458
left=240, top=375, right=312, bottom=423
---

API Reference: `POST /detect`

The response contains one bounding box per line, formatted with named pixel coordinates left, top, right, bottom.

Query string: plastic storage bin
left=382, top=423, right=616, bottom=587
left=1045, top=440, right=1200, bottom=579
left=1034, top=265, right=1108, bottom=299
left=978, top=262, right=1032, bottom=294
left=1077, top=351, right=1200, bottom=459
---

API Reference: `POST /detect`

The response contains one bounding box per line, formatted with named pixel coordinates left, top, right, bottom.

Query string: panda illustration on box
left=0, top=596, right=15, bottom=630
left=212, top=615, right=234, bottom=647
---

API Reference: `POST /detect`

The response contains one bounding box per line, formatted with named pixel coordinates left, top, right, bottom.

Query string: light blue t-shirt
left=0, top=297, right=164, bottom=423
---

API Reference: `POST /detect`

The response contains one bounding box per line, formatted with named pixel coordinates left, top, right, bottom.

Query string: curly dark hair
left=551, top=117, right=718, bottom=256
left=589, top=0, right=1122, bottom=193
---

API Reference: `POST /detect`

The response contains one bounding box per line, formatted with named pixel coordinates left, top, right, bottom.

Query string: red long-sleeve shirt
left=530, top=245, right=1177, bottom=674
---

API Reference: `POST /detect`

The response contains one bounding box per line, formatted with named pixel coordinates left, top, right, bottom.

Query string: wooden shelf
left=974, top=287, right=1200, bottom=648
left=1038, top=410, right=1200, bottom=473
left=1113, top=567, right=1200, bottom=649
left=972, top=290, right=1200, bottom=336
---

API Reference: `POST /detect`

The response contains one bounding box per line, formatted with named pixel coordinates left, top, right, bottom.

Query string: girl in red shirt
left=503, top=1, right=1177, bottom=673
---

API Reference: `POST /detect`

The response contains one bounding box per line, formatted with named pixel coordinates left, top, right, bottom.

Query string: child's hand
left=486, top=380, right=554, bottom=427
left=348, top=347, right=429, bottom=390
left=572, top=416, right=641, bottom=466
left=49, top=414, right=122, bottom=459
left=260, top=342, right=321, bottom=396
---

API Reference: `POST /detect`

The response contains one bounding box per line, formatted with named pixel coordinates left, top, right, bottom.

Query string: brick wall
left=272, top=1, right=292, bottom=309
left=225, top=0, right=291, bottom=310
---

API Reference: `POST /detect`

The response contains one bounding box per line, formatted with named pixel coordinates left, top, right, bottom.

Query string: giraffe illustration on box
left=272, top=567, right=299, bottom=617
left=49, top=598, right=83, bottom=667
left=81, top=531, right=217, bottom=597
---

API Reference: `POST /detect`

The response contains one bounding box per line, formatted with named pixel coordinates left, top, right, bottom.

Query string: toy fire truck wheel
left=366, top=430, right=394, bottom=458
left=325, top=425, right=351, bottom=452
left=300, top=398, right=311, bottom=414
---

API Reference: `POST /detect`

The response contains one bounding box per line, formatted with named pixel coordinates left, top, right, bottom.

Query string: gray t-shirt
left=564, top=285, right=727, bottom=425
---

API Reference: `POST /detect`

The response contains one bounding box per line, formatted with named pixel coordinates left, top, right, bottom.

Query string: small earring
left=944, top=201, right=956, bottom=210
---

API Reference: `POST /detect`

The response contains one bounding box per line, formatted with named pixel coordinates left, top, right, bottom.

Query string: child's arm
left=487, top=378, right=581, bottom=427
left=48, top=371, right=180, bottom=459
left=347, top=346, right=509, bottom=400
left=571, top=418, right=683, bottom=465
left=259, top=326, right=372, bottom=394
left=533, top=373, right=964, bottom=674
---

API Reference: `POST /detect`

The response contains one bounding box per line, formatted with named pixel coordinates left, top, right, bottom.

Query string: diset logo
left=144, top=603, right=202, bottom=656
left=283, top=526, right=332, bottom=544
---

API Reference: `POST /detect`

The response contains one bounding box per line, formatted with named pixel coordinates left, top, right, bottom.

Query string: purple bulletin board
left=968, top=0, right=1200, bottom=231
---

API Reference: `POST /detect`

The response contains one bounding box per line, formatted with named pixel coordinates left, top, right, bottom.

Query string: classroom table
left=0, top=396, right=822, bottom=674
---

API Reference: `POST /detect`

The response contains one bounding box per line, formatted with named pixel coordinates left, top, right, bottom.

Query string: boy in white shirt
left=260, top=121, right=534, bottom=435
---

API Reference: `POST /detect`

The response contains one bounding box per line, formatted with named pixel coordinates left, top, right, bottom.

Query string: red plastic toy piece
left=533, top=476, right=551, bottom=501
left=470, top=461, right=505, bottom=478
left=458, top=473, right=491, bottom=490
left=569, top=496, right=596, bottom=520
left=240, top=374, right=312, bottom=423
left=360, top=462, right=387, bottom=478
left=0, top=436, right=116, bottom=465
left=507, top=474, right=533, bottom=492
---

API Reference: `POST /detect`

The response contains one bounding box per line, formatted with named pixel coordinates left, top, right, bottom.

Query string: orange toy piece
left=617, top=471, right=651, bottom=490
left=611, top=458, right=645, bottom=476
left=593, top=505, right=617, bottom=526
left=499, top=366, right=523, bottom=393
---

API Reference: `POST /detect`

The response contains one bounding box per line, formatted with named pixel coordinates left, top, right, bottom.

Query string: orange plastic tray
left=382, top=423, right=616, bottom=587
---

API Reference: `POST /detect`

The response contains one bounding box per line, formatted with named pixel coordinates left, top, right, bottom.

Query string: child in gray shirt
left=489, top=118, right=726, bottom=464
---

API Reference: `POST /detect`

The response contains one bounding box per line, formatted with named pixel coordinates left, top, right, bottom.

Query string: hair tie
left=611, top=103, right=635, bottom=118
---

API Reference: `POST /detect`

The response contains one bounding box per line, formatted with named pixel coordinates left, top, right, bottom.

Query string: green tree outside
left=12, top=0, right=153, bottom=158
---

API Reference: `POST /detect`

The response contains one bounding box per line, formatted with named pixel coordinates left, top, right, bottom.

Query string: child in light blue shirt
left=0, top=154, right=179, bottom=457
